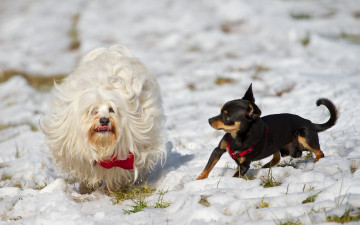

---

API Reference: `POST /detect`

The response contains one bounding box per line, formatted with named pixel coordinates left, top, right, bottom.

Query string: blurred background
left=1, top=0, right=359, bottom=88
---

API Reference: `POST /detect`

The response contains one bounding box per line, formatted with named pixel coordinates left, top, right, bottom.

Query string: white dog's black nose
left=99, top=117, right=110, bottom=126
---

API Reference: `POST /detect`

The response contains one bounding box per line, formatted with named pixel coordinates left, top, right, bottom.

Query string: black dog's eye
left=222, top=114, right=230, bottom=122
left=109, top=107, right=114, bottom=113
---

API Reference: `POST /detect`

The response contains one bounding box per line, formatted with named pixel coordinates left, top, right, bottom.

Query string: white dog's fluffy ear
left=81, top=45, right=133, bottom=63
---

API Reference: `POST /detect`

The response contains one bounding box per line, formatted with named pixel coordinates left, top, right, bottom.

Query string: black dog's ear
left=247, top=102, right=261, bottom=119
left=242, top=84, right=255, bottom=102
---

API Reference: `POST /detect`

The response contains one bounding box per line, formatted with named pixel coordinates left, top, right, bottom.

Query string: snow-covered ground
left=1, top=0, right=360, bottom=224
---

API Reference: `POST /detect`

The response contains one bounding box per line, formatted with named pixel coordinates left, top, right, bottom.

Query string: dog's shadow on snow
left=146, top=141, right=194, bottom=184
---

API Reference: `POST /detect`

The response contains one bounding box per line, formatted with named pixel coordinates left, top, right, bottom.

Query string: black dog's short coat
left=197, top=84, right=337, bottom=179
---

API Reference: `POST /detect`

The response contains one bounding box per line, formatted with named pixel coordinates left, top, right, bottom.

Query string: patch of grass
left=9, top=216, right=22, bottom=221
left=302, top=191, right=322, bottom=204
left=353, top=11, right=360, bottom=19
left=251, top=65, right=271, bottom=81
left=340, top=32, right=360, bottom=45
left=110, top=183, right=155, bottom=204
left=34, top=182, right=47, bottom=190
left=187, top=83, right=196, bottom=91
left=0, top=122, right=37, bottom=132
left=1, top=174, right=12, bottom=181
left=243, top=175, right=256, bottom=180
left=277, top=219, right=302, bottom=225
left=68, top=13, right=81, bottom=50
left=255, top=65, right=271, bottom=73
left=261, top=169, right=281, bottom=188
left=154, top=190, right=171, bottom=209
left=290, top=12, right=312, bottom=20
left=64, top=177, right=77, bottom=184
left=302, top=184, right=315, bottom=192
left=304, top=152, right=313, bottom=159
left=13, top=183, right=22, bottom=189
left=123, top=194, right=148, bottom=214
left=199, top=195, right=211, bottom=207
left=300, top=35, right=310, bottom=46
left=256, top=196, right=269, bottom=209
left=220, top=19, right=244, bottom=33
left=215, top=77, right=235, bottom=86
left=275, top=85, right=295, bottom=97
left=187, top=45, right=201, bottom=52
left=121, top=188, right=170, bottom=214
left=327, top=208, right=360, bottom=223
left=0, top=70, right=65, bottom=92
left=350, top=165, right=358, bottom=174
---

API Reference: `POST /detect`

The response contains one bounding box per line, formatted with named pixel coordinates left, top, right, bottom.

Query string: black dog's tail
left=313, top=98, right=338, bottom=132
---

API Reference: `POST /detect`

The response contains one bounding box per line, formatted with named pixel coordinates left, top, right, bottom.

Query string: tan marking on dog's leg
left=262, top=151, right=281, bottom=168
left=298, top=136, right=324, bottom=162
left=197, top=158, right=220, bottom=180
left=198, top=140, right=228, bottom=180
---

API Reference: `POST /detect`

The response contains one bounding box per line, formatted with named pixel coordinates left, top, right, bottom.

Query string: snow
left=1, top=0, right=360, bottom=224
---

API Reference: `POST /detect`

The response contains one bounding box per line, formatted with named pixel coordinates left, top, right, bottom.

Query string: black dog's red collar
left=228, top=126, right=268, bottom=159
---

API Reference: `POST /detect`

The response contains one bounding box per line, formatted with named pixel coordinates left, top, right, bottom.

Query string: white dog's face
left=86, top=103, right=119, bottom=158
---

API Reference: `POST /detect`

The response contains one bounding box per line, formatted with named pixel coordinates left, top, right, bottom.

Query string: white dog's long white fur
left=41, top=45, right=165, bottom=190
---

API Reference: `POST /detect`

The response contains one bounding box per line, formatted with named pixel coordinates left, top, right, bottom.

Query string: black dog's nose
left=99, top=117, right=110, bottom=126
left=208, top=118, right=215, bottom=125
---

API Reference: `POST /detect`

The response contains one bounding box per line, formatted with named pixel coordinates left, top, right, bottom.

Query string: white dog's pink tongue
left=97, top=126, right=109, bottom=132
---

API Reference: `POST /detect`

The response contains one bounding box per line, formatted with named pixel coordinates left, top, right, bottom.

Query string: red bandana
left=95, top=152, right=134, bottom=170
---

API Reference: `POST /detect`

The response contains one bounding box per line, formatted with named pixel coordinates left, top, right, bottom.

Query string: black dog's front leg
left=197, top=147, right=226, bottom=180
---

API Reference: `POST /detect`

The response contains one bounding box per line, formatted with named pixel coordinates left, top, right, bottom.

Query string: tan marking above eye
left=223, top=110, right=228, bottom=114
left=223, top=121, right=241, bottom=132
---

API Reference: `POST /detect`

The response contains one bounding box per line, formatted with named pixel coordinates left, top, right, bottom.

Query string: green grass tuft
left=290, top=12, right=312, bottom=20
left=199, top=195, right=211, bottom=207
left=111, top=183, right=155, bottom=204
left=302, top=191, right=322, bottom=204
left=350, top=165, right=358, bottom=174
left=277, top=219, right=302, bottom=225
left=154, top=190, right=171, bottom=209
left=256, top=196, right=269, bottom=209
left=340, top=32, right=360, bottom=45
left=215, top=77, right=235, bottom=86
left=327, top=208, right=360, bottom=223
left=0, top=70, right=65, bottom=92
left=261, top=169, right=281, bottom=188
left=1, top=174, right=12, bottom=181
left=123, top=195, right=148, bottom=214
left=304, top=152, right=313, bottom=159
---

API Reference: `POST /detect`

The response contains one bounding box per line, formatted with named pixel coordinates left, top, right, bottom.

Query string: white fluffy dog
left=41, top=45, right=165, bottom=194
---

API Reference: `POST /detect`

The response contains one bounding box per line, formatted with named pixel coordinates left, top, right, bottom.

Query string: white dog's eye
left=109, top=107, right=114, bottom=113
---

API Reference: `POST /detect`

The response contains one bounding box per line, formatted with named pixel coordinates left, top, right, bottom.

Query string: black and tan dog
left=197, top=84, right=337, bottom=179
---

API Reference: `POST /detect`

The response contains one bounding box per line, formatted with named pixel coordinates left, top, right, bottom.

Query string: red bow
left=95, top=152, right=134, bottom=170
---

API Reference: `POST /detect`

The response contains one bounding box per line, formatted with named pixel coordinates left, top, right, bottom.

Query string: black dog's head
left=208, top=84, right=261, bottom=135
